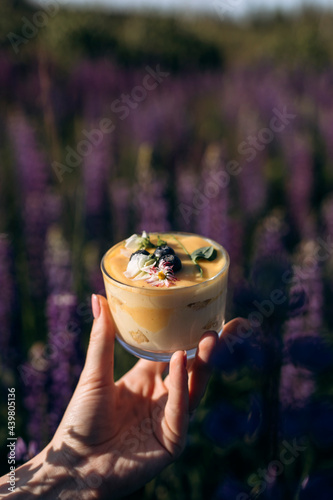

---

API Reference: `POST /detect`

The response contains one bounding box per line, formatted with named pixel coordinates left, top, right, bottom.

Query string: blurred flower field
left=1, top=2, right=333, bottom=499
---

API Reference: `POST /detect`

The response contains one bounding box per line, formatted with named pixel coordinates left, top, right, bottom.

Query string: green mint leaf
left=191, top=246, right=217, bottom=263
left=157, top=235, right=167, bottom=246
left=140, top=234, right=155, bottom=250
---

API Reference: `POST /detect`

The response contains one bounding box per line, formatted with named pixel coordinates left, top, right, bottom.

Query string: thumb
left=80, top=294, right=116, bottom=386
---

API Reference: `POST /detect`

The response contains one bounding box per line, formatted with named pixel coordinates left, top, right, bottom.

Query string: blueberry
left=130, top=249, right=150, bottom=260
left=160, top=254, right=182, bottom=273
left=153, top=245, right=175, bottom=259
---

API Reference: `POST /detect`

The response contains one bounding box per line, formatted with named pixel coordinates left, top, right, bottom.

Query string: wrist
left=5, top=443, right=99, bottom=500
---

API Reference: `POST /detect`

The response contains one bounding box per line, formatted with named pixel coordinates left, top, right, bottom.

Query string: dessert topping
left=125, top=231, right=155, bottom=251
left=123, top=232, right=217, bottom=285
left=123, top=252, right=155, bottom=280
left=160, top=253, right=182, bottom=272
left=130, top=249, right=150, bottom=260
left=146, top=260, right=178, bottom=287
left=172, top=236, right=217, bottom=277
left=153, top=245, right=175, bottom=259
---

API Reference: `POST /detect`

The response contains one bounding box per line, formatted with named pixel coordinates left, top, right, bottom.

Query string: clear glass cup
left=101, top=233, right=229, bottom=362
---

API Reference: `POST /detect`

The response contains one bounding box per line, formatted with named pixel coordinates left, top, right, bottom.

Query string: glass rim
left=100, top=231, right=230, bottom=293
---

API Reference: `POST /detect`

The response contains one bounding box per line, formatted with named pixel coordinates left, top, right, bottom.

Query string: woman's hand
left=3, top=295, right=239, bottom=499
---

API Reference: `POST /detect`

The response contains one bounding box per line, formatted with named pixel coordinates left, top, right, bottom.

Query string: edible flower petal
left=124, top=253, right=154, bottom=280
left=145, top=261, right=177, bottom=287
left=125, top=233, right=142, bottom=251
left=125, top=231, right=154, bottom=251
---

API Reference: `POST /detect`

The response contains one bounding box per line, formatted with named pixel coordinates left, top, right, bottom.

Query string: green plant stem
left=171, top=235, right=203, bottom=277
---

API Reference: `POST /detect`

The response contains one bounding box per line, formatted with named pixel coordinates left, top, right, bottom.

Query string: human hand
left=4, top=295, right=238, bottom=499
left=50, top=294, right=219, bottom=499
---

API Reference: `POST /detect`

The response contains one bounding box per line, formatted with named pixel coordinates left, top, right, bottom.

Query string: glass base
left=116, top=328, right=223, bottom=362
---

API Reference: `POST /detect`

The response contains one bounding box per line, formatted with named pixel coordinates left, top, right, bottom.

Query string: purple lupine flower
left=0, top=235, right=15, bottom=368
left=19, top=342, right=49, bottom=451
left=0, top=52, right=12, bottom=98
left=82, top=119, right=112, bottom=239
left=84, top=242, right=106, bottom=296
left=252, top=210, right=288, bottom=260
left=285, top=336, right=333, bottom=373
left=233, top=256, right=294, bottom=461
left=134, top=144, right=170, bottom=233
left=237, top=154, right=268, bottom=218
left=318, top=107, right=333, bottom=165
left=7, top=113, right=48, bottom=197
left=128, top=76, right=187, bottom=150
left=175, top=166, right=198, bottom=232
left=110, top=178, right=131, bottom=242
left=47, top=293, right=82, bottom=436
left=44, top=226, right=73, bottom=295
left=14, top=437, right=39, bottom=464
left=279, top=363, right=315, bottom=410
left=280, top=250, right=318, bottom=440
left=282, top=133, right=315, bottom=239
left=70, top=59, right=123, bottom=118
left=220, top=67, right=250, bottom=126
left=226, top=217, right=244, bottom=285
left=7, top=113, right=50, bottom=296
left=321, top=193, right=333, bottom=241
left=195, top=144, right=229, bottom=248
left=284, top=240, right=324, bottom=341
left=44, top=228, right=82, bottom=435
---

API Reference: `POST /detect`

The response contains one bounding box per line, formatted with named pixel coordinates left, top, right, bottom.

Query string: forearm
left=0, top=444, right=97, bottom=500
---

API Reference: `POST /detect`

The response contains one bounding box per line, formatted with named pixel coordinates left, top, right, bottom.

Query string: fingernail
left=92, top=294, right=101, bottom=319
left=183, top=350, right=187, bottom=368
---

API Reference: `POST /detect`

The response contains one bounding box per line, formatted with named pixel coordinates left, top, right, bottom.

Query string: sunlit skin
left=0, top=295, right=243, bottom=499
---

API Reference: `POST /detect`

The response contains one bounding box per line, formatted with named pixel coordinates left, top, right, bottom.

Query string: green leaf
left=191, top=246, right=217, bottom=263
left=157, top=235, right=167, bottom=246
left=139, top=234, right=155, bottom=250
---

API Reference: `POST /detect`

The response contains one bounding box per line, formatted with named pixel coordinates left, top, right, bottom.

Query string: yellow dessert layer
left=103, top=233, right=227, bottom=289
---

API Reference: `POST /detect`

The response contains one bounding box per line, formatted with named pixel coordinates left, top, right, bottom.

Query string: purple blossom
left=175, top=166, right=198, bottom=231
left=20, top=342, right=49, bottom=451
left=14, top=437, right=39, bottom=463
left=0, top=235, right=15, bottom=367
left=253, top=210, right=288, bottom=260
left=285, top=240, right=324, bottom=341
left=237, top=154, right=268, bottom=217
left=110, top=178, right=131, bottom=242
left=7, top=113, right=48, bottom=198
left=44, top=227, right=73, bottom=294
left=279, top=363, right=315, bottom=410
left=70, top=59, right=124, bottom=118
left=128, top=78, right=188, bottom=149
left=318, top=107, right=333, bottom=165
left=44, top=228, right=83, bottom=435
left=47, top=293, right=82, bottom=436
left=82, top=120, right=112, bottom=237
left=195, top=144, right=229, bottom=247
left=282, top=133, right=315, bottom=239
left=321, top=193, right=333, bottom=241
left=285, top=336, right=333, bottom=373
left=226, top=217, right=244, bottom=285
left=7, top=113, right=51, bottom=296
left=134, top=145, right=170, bottom=233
